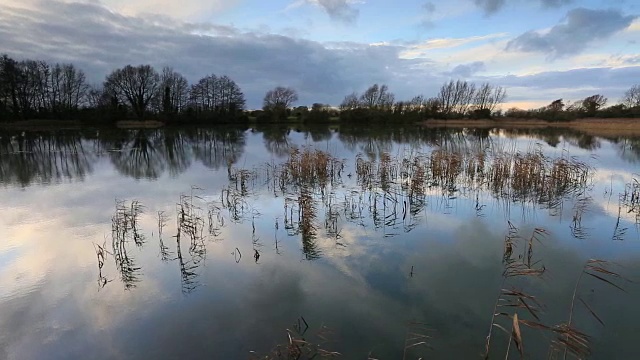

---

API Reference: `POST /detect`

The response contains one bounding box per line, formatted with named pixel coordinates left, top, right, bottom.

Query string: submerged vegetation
left=82, top=136, right=638, bottom=358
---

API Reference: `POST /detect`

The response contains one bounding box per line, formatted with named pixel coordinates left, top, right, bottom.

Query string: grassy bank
left=422, top=118, right=640, bottom=137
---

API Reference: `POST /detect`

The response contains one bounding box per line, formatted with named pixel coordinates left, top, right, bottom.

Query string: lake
left=0, top=125, right=639, bottom=359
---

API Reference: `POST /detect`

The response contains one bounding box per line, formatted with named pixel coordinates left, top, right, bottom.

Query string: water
left=0, top=125, right=639, bottom=359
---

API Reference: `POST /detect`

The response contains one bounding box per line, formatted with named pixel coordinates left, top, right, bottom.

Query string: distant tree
left=359, top=84, right=394, bottom=110
left=339, top=92, right=359, bottom=111
left=189, top=74, right=245, bottom=118
left=263, top=86, right=298, bottom=112
left=85, top=85, right=111, bottom=109
left=474, top=83, right=506, bottom=113
left=157, top=67, right=189, bottom=115
left=424, top=97, right=441, bottom=116
left=406, top=95, right=426, bottom=113
left=547, top=99, right=564, bottom=112
left=581, top=94, right=607, bottom=116
left=104, top=65, right=160, bottom=119
left=438, top=80, right=476, bottom=116
left=622, top=85, right=640, bottom=108
left=0, top=54, right=20, bottom=118
left=47, top=63, right=88, bottom=116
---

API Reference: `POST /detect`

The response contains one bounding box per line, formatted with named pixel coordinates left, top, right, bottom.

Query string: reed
left=157, top=211, right=173, bottom=261
left=549, top=259, right=629, bottom=359
left=484, top=223, right=547, bottom=360
left=250, top=317, right=341, bottom=360
left=277, top=147, right=344, bottom=190
left=620, top=177, right=640, bottom=224
left=111, top=199, right=144, bottom=289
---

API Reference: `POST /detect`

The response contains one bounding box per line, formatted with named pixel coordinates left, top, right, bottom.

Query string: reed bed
left=276, top=147, right=344, bottom=190
left=355, top=148, right=592, bottom=212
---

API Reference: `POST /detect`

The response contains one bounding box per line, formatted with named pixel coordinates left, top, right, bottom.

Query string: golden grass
left=421, top=118, right=640, bottom=137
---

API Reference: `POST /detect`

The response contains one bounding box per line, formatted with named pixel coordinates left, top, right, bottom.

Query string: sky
left=0, top=0, right=639, bottom=109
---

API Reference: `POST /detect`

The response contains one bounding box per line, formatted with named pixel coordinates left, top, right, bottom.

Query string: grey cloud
left=0, top=0, right=434, bottom=108
left=445, top=61, right=486, bottom=77
left=540, top=0, right=572, bottom=7
left=474, top=0, right=505, bottom=14
left=317, top=0, right=359, bottom=23
left=474, top=0, right=571, bottom=15
left=506, top=8, right=637, bottom=57
left=423, top=1, right=436, bottom=13
left=486, top=66, right=640, bottom=102
left=420, top=1, right=437, bottom=28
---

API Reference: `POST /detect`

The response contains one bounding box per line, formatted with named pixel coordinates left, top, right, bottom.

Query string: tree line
left=505, top=87, right=640, bottom=121
left=2, top=53, right=640, bottom=124
left=0, top=54, right=249, bottom=122
left=337, top=81, right=507, bottom=122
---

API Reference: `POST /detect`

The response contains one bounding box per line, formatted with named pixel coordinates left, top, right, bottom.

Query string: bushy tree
left=104, top=65, right=160, bottom=119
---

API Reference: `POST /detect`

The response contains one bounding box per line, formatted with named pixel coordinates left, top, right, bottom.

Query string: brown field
left=422, top=118, right=640, bottom=137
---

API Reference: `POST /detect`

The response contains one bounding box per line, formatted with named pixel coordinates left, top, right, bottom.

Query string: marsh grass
left=250, top=317, right=341, bottom=360
left=93, top=239, right=111, bottom=289
left=111, top=199, right=145, bottom=289
left=280, top=147, right=344, bottom=189
left=570, top=197, right=592, bottom=240
left=620, top=177, right=640, bottom=225
left=548, top=259, right=630, bottom=360
left=484, top=223, right=548, bottom=360
left=354, top=147, right=592, bottom=215
left=157, top=210, right=172, bottom=261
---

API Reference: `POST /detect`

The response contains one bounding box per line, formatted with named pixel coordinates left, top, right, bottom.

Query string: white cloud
left=400, top=33, right=508, bottom=58
left=99, top=0, right=235, bottom=20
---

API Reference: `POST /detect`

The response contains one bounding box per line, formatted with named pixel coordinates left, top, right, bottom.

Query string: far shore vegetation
left=1, top=54, right=640, bottom=130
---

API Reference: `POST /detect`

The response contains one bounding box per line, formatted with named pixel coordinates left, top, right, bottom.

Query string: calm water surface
left=0, top=126, right=639, bottom=359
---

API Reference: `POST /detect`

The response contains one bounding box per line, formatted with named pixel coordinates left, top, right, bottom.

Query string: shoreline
left=421, top=118, right=640, bottom=137
left=1, top=118, right=640, bottom=137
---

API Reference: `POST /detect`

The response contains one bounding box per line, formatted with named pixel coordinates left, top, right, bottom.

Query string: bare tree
left=547, top=99, right=564, bottom=112
left=104, top=65, right=160, bottom=119
left=189, top=74, right=245, bottom=115
left=359, top=84, right=394, bottom=110
left=263, top=86, right=298, bottom=112
left=406, top=95, right=425, bottom=112
left=581, top=94, right=607, bottom=115
left=157, top=67, right=189, bottom=114
left=622, top=85, right=640, bottom=108
left=438, top=80, right=476, bottom=116
left=474, top=83, right=507, bottom=113
left=85, top=85, right=112, bottom=109
left=0, top=55, right=20, bottom=117
left=339, top=92, right=359, bottom=111
left=49, top=63, right=88, bottom=115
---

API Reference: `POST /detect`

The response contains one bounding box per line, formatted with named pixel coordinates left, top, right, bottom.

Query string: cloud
left=0, top=0, right=434, bottom=108
left=474, top=0, right=505, bottom=14
left=423, top=1, right=436, bottom=13
left=310, top=0, right=360, bottom=23
left=507, top=8, right=637, bottom=58
left=540, top=0, right=572, bottom=8
left=420, top=1, right=437, bottom=28
left=487, top=66, right=640, bottom=104
left=99, top=0, right=234, bottom=20
left=474, top=0, right=572, bottom=15
left=445, top=61, right=486, bottom=77
left=400, top=33, right=507, bottom=58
